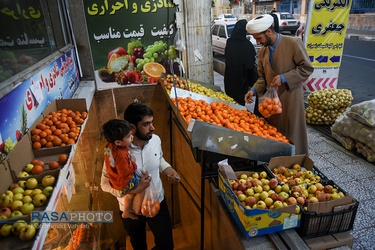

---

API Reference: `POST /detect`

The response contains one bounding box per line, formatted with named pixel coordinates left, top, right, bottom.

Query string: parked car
left=211, top=21, right=259, bottom=55
left=273, top=12, right=301, bottom=35
left=214, top=14, right=238, bottom=23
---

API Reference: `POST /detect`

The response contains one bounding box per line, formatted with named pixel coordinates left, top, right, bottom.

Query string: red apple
left=269, top=178, right=278, bottom=189
left=297, top=197, right=305, bottom=206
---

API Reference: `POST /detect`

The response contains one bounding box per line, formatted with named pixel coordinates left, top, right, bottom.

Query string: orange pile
left=141, top=200, right=161, bottom=217
left=171, top=97, right=290, bottom=144
left=30, top=109, right=87, bottom=149
left=258, top=97, right=282, bottom=118
left=67, top=224, right=91, bottom=250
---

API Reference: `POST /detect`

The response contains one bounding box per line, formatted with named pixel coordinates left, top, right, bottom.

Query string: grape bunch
left=127, top=39, right=143, bottom=56
left=136, top=41, right=177, bottom=70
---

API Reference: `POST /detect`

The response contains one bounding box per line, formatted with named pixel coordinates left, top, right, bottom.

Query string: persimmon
left=53, top=129, right=62, bottom=136
left=31, top=134, right=41, bottom=142
left=49, top=161, right=60, bottom=170
left=59, top=154, right=68, bottom=164
left=45, top=142, right=54, bottom=148
left=32, top=165, right=43, bottom=175
left=31, top=129, right=41, bottom=135
left=40, top=138, right=47, bottom=146
left=33, top=141, right=42, bottom=149
left=39, top=131, right=47, bottom=138
left=46, top=120, right=54, bottom=127
left=30, top=159, right=39, bottom=165
left=53, top=137, right=62, bottom=146
left=46, top=135, right=55, bottom=142
left=67, top=139, right=75, bottom=145
left=68, top=132, right=76, bottom=139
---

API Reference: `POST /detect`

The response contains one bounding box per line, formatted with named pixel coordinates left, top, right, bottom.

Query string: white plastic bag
left=140, top=180, right=160, bottom=217
left=258, top=87, right=282, bottom=118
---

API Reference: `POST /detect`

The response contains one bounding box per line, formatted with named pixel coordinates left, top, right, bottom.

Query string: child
left=102, top=119, right=145, bottom=219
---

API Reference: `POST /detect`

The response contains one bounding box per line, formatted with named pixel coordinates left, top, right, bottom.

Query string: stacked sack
left=331, top=99, right=375, bottom=162
left=305, top=89, right=353, bottom=125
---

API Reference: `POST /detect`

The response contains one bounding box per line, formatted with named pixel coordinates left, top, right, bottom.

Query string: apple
left=305, top=171, right=314, bottom=179
left=304, top=199, right=312, bottom=207
left=295, top=178, right=303, bottom=185
left=253, top=185, right=263, bottom=193
left=269, top=178, right=278, bottom=189
left=256, top=200, right=267, bottom=209
left=229, top=179, right=236, bottom=185
left=18, top=171, right=29, bottom=178
left=278, top=166, right=286, bottom=174
left=245, top=205, right=251, bottom=210
left=238, top=193, right=247, bottom=202
left=14, top=193, right=24, bottom=201
left=238, top=179, right=247, bottom=185
left=295, top=205, right=301, bottom=214
left=293, top=164, right=301, bottom=171
left=317, top=192, right=326, bottom=202
left=274, top=200, right=283, bottom=208
left=245, top=180, right=253, bottom=188
left=11, top=200, right=24, bottom=211
left=252, top=173, right=259, bottom=179
left=261, top=178, right=269, bottom=186
left=12, top=187, right=25, bottom=195
left=288, top=179, right=297, bottom=186
left=10, top=210, right=23, bottom=217
left=297, top=197, right=305, bottom=206
left=231, top=182, right=239, bottom=190
left=240, top=174, right=248, bottom=179
left=31, top=189, right=43, bottom=197
left=281, top=184, right=290, bottom=193
left=1, top=195, right=13, bottom=207
left=279, top=191, right=289, bottom=200
left=283, top=202, right=289, bottom=207
left=308, top=185, right=317, bottom=194
left=287, top=197, right=297, bottom=205
left=33, top=193, right=47, bottom=207
left=277, top=195, right=284, bottom=203
left=10, top=183, right=20, bottom=190
left=26, top=178, right=38, bottom=189
left=18, top=180, right=27, bottom=189
left=260, top=191, right=269, bottom=200
left=0, top=224, right=13, bottom=236
left=331, top=192, right=340, bottom=200
left=245, top=188, right=254, bottom=197
left=304, top=179, right=311, bottom=184
left=325, top=193, right=331, bottom=200
left=262, top=184, right=270, bottom=192
left=292, top=192, right=301, bottom=198
left=293, top=172, right=301, bottom=178
left=310, top=197, right=319, bottom=203
left=22, top=195, right=33, bottom=204
left=21, top=203, right=35, bottom=215
left=19, top=224, right=37, bottom=241
left=238, top=183, right=247, bottom=192
left=291, top=186, right=302, bottom=195
left=274, top=185, right=282, bottom=194
left=264, top=197, right=274, bottom=207
left=254, top=193, right=260, bottom=201
left=24, top=164, right=34, bottom=173
left=0, top=207, right=11, bottom=217
left=338, top=192, right=345, bottom=198
left=251, top=179, right=262, bottom=187
left=259, top=171, right=268, bottom=179
left=324, top=185, right=333, bottom=194
left=23, top=190, right=33, bottom=196
left=270, top=193, right=279, bottom=201
left=43, top=186, right=54, bottom=197
left=246, top=196, right=257, bottom=207
left=315, top=183, right=324, bottom=191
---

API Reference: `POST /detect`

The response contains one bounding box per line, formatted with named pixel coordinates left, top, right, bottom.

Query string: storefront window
left=0, top=0, right=71, bottom=84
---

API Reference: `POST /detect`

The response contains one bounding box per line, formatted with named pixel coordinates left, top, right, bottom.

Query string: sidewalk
left=213, top=71, right=375, bottom=250
left=346, top=29, right=375, bottom=41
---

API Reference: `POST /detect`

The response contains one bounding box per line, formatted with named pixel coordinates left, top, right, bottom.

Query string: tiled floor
left=214, top=71, right=375, bottom=250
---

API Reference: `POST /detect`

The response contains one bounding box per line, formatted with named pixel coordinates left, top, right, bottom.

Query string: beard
left=135, top=130, right=153, bottom=141
left=263, top=34, right=272, bottom=47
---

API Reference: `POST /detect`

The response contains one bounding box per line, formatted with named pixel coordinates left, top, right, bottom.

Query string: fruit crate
left=296, top=180, right=358, bottom=238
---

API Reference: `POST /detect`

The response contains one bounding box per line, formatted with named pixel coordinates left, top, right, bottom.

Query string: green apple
left=20, top=203, right=34, bottom=215
left=22, top=195, right=33, bottom=204
left=279, top=191, right=289, bottom=200
left=264, top=197, right=274, bottom=207
left=256, top=200, right=267, bottom=209
left=11, top=220, right=27, bottom=235
left=0, top=215, right=8, bottom=220
left=11, top=200, right=24, bottom=211
left=10, top=210, right=23, bottom=218
left=5, top=190, right=14, bottom=199
left=43, top=186, right=54, bottom=197
left=274, top=185, right=282, bottom=194
left=12, top=187, right=25, bottom=195
left=253, top=185, right=263, bottom=193
left=42, top=175, right=56, bottom=187
left=1, top=195, right=13, bottom=207
left=19, top=224, right=37, bottom=241
left=274, top=200, right=284, bottom=208
left=23, top=190, right=33, bottom=196
left=33, top=193, right=47, bottom=207
left=30, top=189, right=43, bottom=197
left=18, top=180, right=27, bottom=189
left=14, top=193, right=24, bottom=201
left=259, top=171, right=268, bottom=179
left=260, top=191, right=269, bottom=200
left=18, top=171, right=29, bottom=178
left=26, top=178, right=38, bottom=189
left=24, top=164, right=35, bottom=173
left=0, top=224, right=13, bottom=237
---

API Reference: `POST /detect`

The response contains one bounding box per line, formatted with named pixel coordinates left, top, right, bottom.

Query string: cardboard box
left=218, top=164, right=301, bottom=238
left=6, top=133, right=72, bottom=182
left=304, top=231, right=354, bottom=250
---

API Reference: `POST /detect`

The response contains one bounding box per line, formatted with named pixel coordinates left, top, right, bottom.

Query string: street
left=213, top=39, right=375, bottom=105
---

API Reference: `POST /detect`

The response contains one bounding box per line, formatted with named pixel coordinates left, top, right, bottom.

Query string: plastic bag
left=356, top=141, right=375, bottom=162
left=140, top=180, right=160, bottom=218
left=173, top=30, right=185, bottom=51
left=331, top=131, right=356, bottom=150
left=258, top=87, right=282, bottom=118
left=346, top=99, right=375, bottom=128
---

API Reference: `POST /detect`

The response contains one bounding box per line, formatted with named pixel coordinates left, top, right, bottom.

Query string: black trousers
left=119, top=199, right=174, bottom=250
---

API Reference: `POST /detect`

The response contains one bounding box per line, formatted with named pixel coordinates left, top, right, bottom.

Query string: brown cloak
left=252, top=35, right=314, bottom=155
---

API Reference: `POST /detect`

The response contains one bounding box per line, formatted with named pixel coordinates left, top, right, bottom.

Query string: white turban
left=246, top=14, right=274, bottom=34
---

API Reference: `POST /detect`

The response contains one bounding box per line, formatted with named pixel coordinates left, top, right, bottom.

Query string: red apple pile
left=230, top=171, right=299, bottom=213
left=290, top=183, right=346, bottom=211
left=272, top=164, right=322, bottom=186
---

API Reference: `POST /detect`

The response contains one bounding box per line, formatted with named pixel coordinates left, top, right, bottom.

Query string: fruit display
left=346, top=99, right=375, bottom=128
left=229, top=171, right=299, bottom=213
left=172, top=96, right=291, bottom=144
left=66, top=224, right=94, bottom=250
left=31, top=109, right=87, bottom=149
left=0, top=175, right=55, bottom=220
left=98, top=39, right=177, bottom=85
left=17, top=154, right=67, bottom=178
left=161, top=74, right=239, bottom=104
left=0, top=220, right=38, bottom=241
left=271, top=164, right=322, bottom=186
left=290, top=182, right=347, bottom=211
left=305, top=88, right=353, bottom=125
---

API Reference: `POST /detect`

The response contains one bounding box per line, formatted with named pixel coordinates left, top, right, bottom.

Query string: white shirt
left=101, top=134, right=171, bottom=212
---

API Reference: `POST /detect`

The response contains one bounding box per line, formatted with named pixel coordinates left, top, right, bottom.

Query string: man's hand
left=270, top=75, right=282, bottom=88
left=163, top=167, right=180, bottom=184
left=138, top=173, right=151, bottom=191
left=245, top=90, right=255, bottom=104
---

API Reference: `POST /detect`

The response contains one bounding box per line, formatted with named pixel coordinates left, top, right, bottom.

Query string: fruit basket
left=296, top=180, right=358, bottom=238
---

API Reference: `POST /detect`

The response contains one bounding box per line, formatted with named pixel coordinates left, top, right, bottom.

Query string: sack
left=141, top=180, right=160, bottom=218
left=258, top=87, right=282, bottom=118
left=347, top=99, right=375, bottom=128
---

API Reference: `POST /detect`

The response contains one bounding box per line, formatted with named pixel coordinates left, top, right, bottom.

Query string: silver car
left=214, top=14, right=238, bottom=23
left=273, top=12, right=301, bottom=35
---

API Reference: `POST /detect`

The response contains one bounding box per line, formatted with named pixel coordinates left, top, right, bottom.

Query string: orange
left=59, top=154, right=68, bottom=164
left=143, top=62, right=166, bottom=81
left=33, top=141, right=42, bottom=149
left=49, top=161, right=60, bottom=170
left=53, top=129, right=62, bottom=136
left=39, top=131, right=47, bottom=138
left=40, top=138, right=47, bottom=146
left=46, top=135, right=55, bottom=142
left=67, top=139, right=75, bottom=145
left=31, top=129, right=41, bottom=135
left=45, top=142, right=54, bottom=148
left=31, top=134, right=41, bottom=142
left=68, top=132, right=76, bottom=139
left=32, top=165, right=43, bottom=175
left=53, top=137, right=62, bottom=146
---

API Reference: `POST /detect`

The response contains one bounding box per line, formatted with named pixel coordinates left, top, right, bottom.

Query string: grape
left=144, top=58, right=150, bottom=63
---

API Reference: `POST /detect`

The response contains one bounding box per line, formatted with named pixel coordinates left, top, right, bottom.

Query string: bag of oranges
left=141, top=179, right=160, bottom=218
left=258, top=87, right=282, bottom=118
